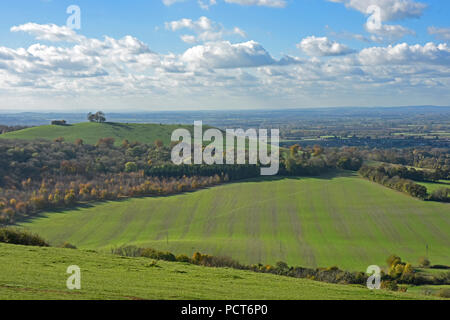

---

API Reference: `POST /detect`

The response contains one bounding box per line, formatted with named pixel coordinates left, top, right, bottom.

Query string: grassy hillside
left=0, top=122, right=195, bottom=146
left=0, top=243, right=435, bottom=300
left=19, top=172, right=450, bottom=271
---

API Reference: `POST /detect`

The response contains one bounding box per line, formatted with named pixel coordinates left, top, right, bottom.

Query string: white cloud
left=358, top=42, right=450, bottom=65
left=165, top=16, right=246, bottom=43
left=1, top=23, right=450, bottom=110
left=224, top=0, right=286, bottom=7
left=298, top=36, right=355, bottom=56
left=162, top=0, right=185, bottom=6
left=328, top=0, right=427, bottom=21
left=428, top=27, right=450, bottom=41
left=198, top=0, right=217, bottom=10
left=162, top=0, right=284, bottom=9
left=11, top=23, right=84, bottom=43
left=365, top=22, right=415, bottom=42
left=181, top=40, right=276, bottom=68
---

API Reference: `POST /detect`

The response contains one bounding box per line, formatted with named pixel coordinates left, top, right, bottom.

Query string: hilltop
left=0, top=122, right=195, bottom=146
left=0, top=243, right=434, bottom=300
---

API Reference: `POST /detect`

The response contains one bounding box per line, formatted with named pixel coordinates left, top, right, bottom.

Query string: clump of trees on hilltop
left=87, top=111, right=106, bottom=123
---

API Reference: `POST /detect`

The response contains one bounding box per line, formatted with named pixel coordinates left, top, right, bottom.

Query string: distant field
left=0, top=122, right=196, bottom=146
left=418, top=180, right=450, bottom=193
left=20, top=173, right=450, bottom=271
left=0, top=243, right=436, bottom=300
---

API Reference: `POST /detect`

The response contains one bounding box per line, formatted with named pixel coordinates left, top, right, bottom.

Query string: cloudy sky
left=0, top=0, right=449, bottom=111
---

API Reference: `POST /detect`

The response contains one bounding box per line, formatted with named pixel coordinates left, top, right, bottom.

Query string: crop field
left=19, top=172, right=450, bottom=271
left=0, top=243, right=436, bottom=300
left=0, top=122, right=196, bottom=146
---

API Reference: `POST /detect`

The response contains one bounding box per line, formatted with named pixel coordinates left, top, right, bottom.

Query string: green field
left=0, top=122, right=196, bottom=146
left=19, top=172, right=450, bottom=271
left=0, top=243, right=437, bottom=300
left=418, top=180, right=450, bottom=193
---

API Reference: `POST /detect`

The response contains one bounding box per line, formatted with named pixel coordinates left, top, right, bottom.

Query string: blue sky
left=0, top=0, right=449, bottom=111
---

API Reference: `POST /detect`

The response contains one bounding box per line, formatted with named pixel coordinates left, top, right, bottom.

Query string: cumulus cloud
left=1, top=23, right=450, bottom=110
left=181, top=40, right=276, bottom=68
left=327, top=0, right=427, bottom=21
left=358, top=42, right=450, bottom=65
left=328, top=1, right=424, bottom=43
left=365, top=22, right=415, bottom=42
left=166, top=16, right=246, bottom=43
left=298, top=36, right=355, bottom=56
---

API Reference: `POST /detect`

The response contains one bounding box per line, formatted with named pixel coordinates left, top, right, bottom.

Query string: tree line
left=358, top=165, right=449, bottom=201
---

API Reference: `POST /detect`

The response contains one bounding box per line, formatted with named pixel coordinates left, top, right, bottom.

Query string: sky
left=0, top=0, right=449, bottom=111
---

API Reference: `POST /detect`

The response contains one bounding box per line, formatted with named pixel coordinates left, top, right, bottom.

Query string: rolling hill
left=0, top=122, right=196, bottom=146
left=19, top=172, right=450, bottom=271
left=0, top=243, right=436, bottom=300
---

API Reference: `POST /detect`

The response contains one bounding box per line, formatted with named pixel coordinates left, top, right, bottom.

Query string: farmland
left=19, top=172, right=450, bottom=271
left=0, top=243, right=437, bottom=300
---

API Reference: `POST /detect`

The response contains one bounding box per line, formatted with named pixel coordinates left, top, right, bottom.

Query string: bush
left=276, top=261, right=289, bottom=271
left=124, top=162, right=138, bottom=173
left=419, top=257, right=431, bottom=268
left=387, top=254, right=402, bottom=268
left=176, top=254, right=191, bottom=263
left=381, top=280, right=399, bottom=291
left=435, top=288, right=450, bottom=299
left=0, top=227, right=49, bottom=247
left=60, top=242, right=77, bottom=249
left=141, top=248, right=176, bottom=261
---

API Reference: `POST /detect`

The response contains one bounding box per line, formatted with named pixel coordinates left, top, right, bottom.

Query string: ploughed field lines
left=21, top=174, right=450, bottom=271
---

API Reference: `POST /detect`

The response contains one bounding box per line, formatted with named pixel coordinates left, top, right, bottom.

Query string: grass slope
left=0, top=243, right=434, bottom=300
left=20, top=173, right=450, bottom=271
left=0, top=122, right=195, bottom=146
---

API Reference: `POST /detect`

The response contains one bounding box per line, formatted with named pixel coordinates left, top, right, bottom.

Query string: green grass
left=0, top=243, right=437, bottom=300
left=19, top=172, right=450, bottom=271
left=418, top=180, right=450, bottom=194
left=405, top=285, right=450, bottom=297
left=0, top=122, right=196, bottom=146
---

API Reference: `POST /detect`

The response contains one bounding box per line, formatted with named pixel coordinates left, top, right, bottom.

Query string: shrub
left=192, top=252, right=203, bottom=263
left=0, top=227, right=49, bottom=247
left=125, top=162, right=138, bottom=173
left=403, top=263, right=414, bottom=274
left=419, top=257, right=431, bottom=268
left=140, top=248, right=176, bottom=261
left=381, top=280, right=399, bottom=291
left=176, top=254, right=191, bottom=263
left=276, top=261, right=289, bottom=271
left=435, top=288, right=450, bottom=299
left=60, top=242, right=77, bottom=249
left=387, top=254, right=402, bottom=268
